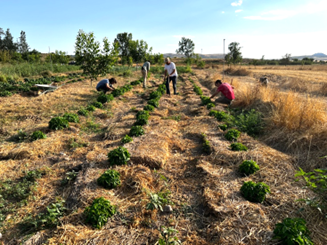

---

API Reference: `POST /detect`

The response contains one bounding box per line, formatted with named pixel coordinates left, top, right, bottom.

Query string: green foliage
left=97, top=93, right=114, bottom=104
left=146, top=191, right=171, bottom=212
left=63, top=113, right=79, bottom=123
left=144, top=104, right=155, bottom=112
left=206, top=103, right=215, bottom=110
left=108, top=146, right=131, bottom=166
left=193, top=85, right=203, bottom=95
left=202, top=134, right=211, bottom=154
left=224, top=129, right=241, bottom=141
left=61, top=170, right=78, bottom=186
left=225, top=42, right=242, bottom=65
left=121, top=135, right=133, bottom=144
left=24, top=169, right=43, bottom=182
left=197, top=60, right=206, bottom=69
left=135, top=110, right=150, bottom=126
left=273, top=218, right=313, bottom=245
left=200, top=96, right=212, bottom=106
left=157, top=84, right=166, bottom=94
left=68, top=137, right=89, bottom=149
left=239, top=160, right=260, bottom=176
left=82, top=121, right=100, bottom=133
left=30, top=130, right=47, bottom=141
left=158, top=226, right=181, bottom=245
left=219, top=124, right=228, bottom=131
left=149, top=91, right=162, bottom=100
left=233, top=109, right=263, bottom=136
left=230, top=142, right=248, bottom=151
left=90, top=101, right=104, bottom=109
left=129, top=125, right=145, bottom=137
left=78, top=108, right=89, bottom=116
left=215, top=111, right=229, bottom=121
left=86, top=105, right=96, bottom=112
left=176, top=37, right=195, bottom=58
left=240, top=181, right=270, bottom=203
left=130, top=79, right=142, bottom=86
left=48, top=117, right=69, bottom=130
left=84, top=197, right=116, bottom=229
left=148, top=98, right=159, bottom=108
left=0, top=91, right=12, bottom=97
left=97, top=170, right=121, bottom=189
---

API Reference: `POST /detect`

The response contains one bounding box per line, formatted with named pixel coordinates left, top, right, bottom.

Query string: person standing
left=141, top=61, right=150, bottom=88
left=164, top=58, right=178, bottom=96
left=210, top=79, right=235, bottom=105
left=96, top=78, right=117, bottom=94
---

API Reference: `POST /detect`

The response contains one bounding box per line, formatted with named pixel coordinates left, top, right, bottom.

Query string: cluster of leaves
left=273, top=218, right=313, bottom=245
left=146, top=191, right=171, bottom=212
left=30, top=130, right=47, bottom=141
left=108, top=146, right=131, bottom=166
left=230, top=142, right=248, bottom=151
left=129, top=125, right=145, bottom=137
left=61, top=170, right=78, bottom=186
left=144, top=104, right=155, bottom=112
left=97, top=93, right=114, bottom=104
left=206, top=103, right=215, bottom=110
left=97, top=170, right=121, bottom=189
left=224, top=129, right=241, bottom=141
left=200, top=96, right=212, bottom=106
left=130, top=79, right=142, bottom=86
left=63, top=113, right=79, bottom=123
left=193, top=84, right=203, bottom=95
left=86, top=105, right=96, bottom=112
left=241, top=181, right=270, bottom=203
left=135, top=110, right=150, bottom=126
left=112, top=84, right=132, bottom=97
left=148, top=99, right=159, bottom=108
left=149, top=91, right=162, bottom=100
left=209, top=110, right=229, bottom=121
left=146, top=83, right=165, bottom=109
left=218, top=124, right=228, bottom=131
left=84, top=197, right=117, bottom=229
left=48, top=117, right=69, bottom=130
left=121, top=135, right=133, bottom=144
left=90, top=101, right=103, bottom=109
left=239, top=160, right=260, bottom=176
left=78, top=108, right=89, bottom=116
left=202, top=133, right=211, bottom=154
left=158, top=226, right=181, bottom=245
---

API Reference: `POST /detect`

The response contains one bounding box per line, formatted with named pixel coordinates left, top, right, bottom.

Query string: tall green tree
left=18, top=31, right=29, bottom=54
left=129, top=39, right=151, bottom=64
left=176, top=37, right=195, bottom=58
left=0, top=28, right=4, bottom=49
left=114, top=32, right=133, bottom=60
left=75, top=30, right=119, bottom=85
left=225, top=42, right=242, bottom=65
left=46, top=50, right=69, bottom=64
left=2, top=28, right=17, bottom=51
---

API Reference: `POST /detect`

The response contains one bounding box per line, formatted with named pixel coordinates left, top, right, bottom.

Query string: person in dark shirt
left=96, top=78, right=117, bottom=94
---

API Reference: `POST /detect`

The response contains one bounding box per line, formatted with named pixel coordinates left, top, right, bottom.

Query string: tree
left=0, top=28, right=4, bottom=49
left=280, top=53, right=291, bottom=65
left=225, top=42, right=242, bottom=65
left=176, top=37, right=195, bottom=58
left=129, top=39, right=151, bottom=64
left=46, top=50, right=69, bottom=64
left=114, top=32, right=133, bottom=61
left=75, top=30, right=119, bottom=85
left=18, top=31, right=29, bottom=54
left=2, top=28, right=17, bottom=51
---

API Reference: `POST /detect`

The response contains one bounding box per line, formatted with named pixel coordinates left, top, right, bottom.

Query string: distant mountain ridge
left=291, top=53, right=327, bottom=61
left=163, top=53, right=224, bottom=59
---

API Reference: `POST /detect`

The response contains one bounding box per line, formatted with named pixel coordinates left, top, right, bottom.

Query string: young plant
left=97, top=93, right=114, bottom=104
left=63, top=113, right=80, bottom=123
left=149, top=91, right=162, bottom=100
left=234, top=109, right=264, bottom=136
left=218, top=124, right=228, bottom=131
left=224, top=129, right=241, bottom=141
left=78, top=108, right=89, bottom=116
left=215, top=111, right=228, bottom=121
left=48, top=117, right=69, bottom=130
left=17, top=129, right=28, bottom=141
left=146, top=191, right=171, bottom=212
left=129, top=125, right=145, bottom=137
left=193, top=85, right=203, bottom=95
left=200, top=96, right=211, bottom=105
left=239, top=160, right=260, bottom=176
left=108, top=146, right=131, bottom=166
left=97, top=169, right=121, bottom=189
left=86, top=105, right=96, bottom=111
left=158, top=226, right=182, bottom=245
left=61, top=170, right=78, bottom=186
left=144, top=104, right=155, bottom=112
left=30, top=130, right=47, bottom=141
left=273, top=218, right=313, bottom=245
left=90, top=101, right=104, bottom=109
left=84, top=197, right=116, bottom=229
left=206, top=103, right=215, bottom=110
left=202, top=133, right=211, bottom=154
left=240, top=181, right=270, bottom=203
left=121, top=135, right=133, bottom=144
left=230, top=142, right=248, bottom=151
left=135, top=110, right=150, bottom=126
left=148, top=98, right=159, bottom=108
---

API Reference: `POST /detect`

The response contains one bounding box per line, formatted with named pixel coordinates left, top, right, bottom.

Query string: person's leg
left=165, top=77, right=171, bottom=95
left=142, top=70, right=147, bottom=88
left=172, top=76, right=178, bottom=94
left=215, top=94, right=232, bottom=105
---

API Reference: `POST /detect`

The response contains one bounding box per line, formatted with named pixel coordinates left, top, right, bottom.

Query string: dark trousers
left=97, top=84, right=110, bottom=94
left=165, top=76, right=177, bottom=95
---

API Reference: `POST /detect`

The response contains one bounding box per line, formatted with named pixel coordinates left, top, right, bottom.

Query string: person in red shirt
left=210, top=79, right=235, bottom=105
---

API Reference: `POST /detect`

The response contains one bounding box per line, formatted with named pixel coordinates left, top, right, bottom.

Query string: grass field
left=0, top=64, right=326, bottom=244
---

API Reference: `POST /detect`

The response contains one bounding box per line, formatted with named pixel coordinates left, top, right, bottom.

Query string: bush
left=224, top=129, right=241, bottom=141
left=91, top=101, right=104, bottom=109
left=63, top=113, right=79, bottom=123
left=97, top=170, right=121, bottom=189
left=84, top=197, right=116, bottom=229
left=121, top=135, right=133, bottom=144
left=97, top=94, right=114, bottom=104
left=31, top=130, right=47, bottom=141
left=200, top=96, right=211, bottom=105
left=273, top=218, right=313, bottom=245
left=86, top=105, right=96, bottom=111
left=0, top=91, right=12, bottom=97
left=48, top=117, right=69, bottom=130
left=241, top=181, right=270, bottom=203
left=206, top=103, right=215, bottom=110
left=230, top=142, right=248, bottom=151
left=148, top=98, right=159, bottom=108
left=108, top=146, right=130, bottom=166
left=144, top=104, right=155, bottom=112
left=78, top=108, right=89, bottom=116
left=239, top=160, right=260, bottom=175
left=197, top=60, right=205, bottom=69
left=129, top=125, right=145, bottom=137
left=219, top=124, right=228, bottom=131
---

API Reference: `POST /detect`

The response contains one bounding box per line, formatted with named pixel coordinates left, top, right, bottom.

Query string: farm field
left=0, top=65, right=326, bottom=244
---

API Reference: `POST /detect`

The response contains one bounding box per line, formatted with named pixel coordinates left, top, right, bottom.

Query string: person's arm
left=164, top=69, right=168, bottom=77
left=210, top=90, right=220, bottom=99
left=148, top=63, right=150, bottom=71
left=169, top=69, right=176, bottom=76
left=106, top=83, right=115, bottom=91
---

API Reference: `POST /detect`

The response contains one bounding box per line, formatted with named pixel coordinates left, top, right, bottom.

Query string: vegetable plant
left=150, top=91, right=162, bottom=100
left=97, top=93, right=114, bottom=104
left=158, top=226, right=181, bottom=245
left=146, top=191, right=171, bottom=212
left=135, top=110, right=150, bottom=126
left=78, top=108, right=89, bottom=116
left=63, top=113, right=79, bottom=123
left=90, top=101, right=104, bottom=109
left=97, top=170, right=121, bottom=189
left=202, top=133, right=211, bottom=154
left=206, top=103, right=215, bottom=110
left=121, top=135, right=133, bottom=144
left=129, top=125, right=145, bottom=137
left=219, top=124, right=228, bottom=131
left=86, top=105, right=96, bottom=111
left=48, top=117, right=69, bottom=130
left=224, top=129, right=241, bottom=141
left=230, top=142, right=248, bottom=151
left=108, top=146, right=131, bottom=166
left=240, top=181, right=270, bottom=203
left=148, top=98, right=159, bottom=108
left=144, top=104, right=155, bottom=112
left=239, top=160, right=260, bottom=176
left=30, top=130, right=47, bottom=141
left=200, top=96, right=211, bottom=105
left=193, top=85, right=203, bottom=95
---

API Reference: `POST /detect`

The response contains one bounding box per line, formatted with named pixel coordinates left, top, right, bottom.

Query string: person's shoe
left=174, top=92, right=179, bottom=95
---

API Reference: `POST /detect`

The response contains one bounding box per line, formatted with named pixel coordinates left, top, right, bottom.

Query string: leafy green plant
left=131, top=80, right=142, bottom=86
left=86, top=105, right=96, bottom=111
left=149, top=91, right=162, bottom=100
left=240, top=181, right=270, bottom=203
left=239, top=160, right=260, bottom=176
left=84, top=197, right=117, bottom=229
left=90, top=101, right=103, bottom=109
left=97, top=93, right=114, bottom=104
left=25, top=169, right=43, bottom=182
left=234, top=109, right=264, bottom=136
left=30, top=130, right=46, bottom=141
left=108, top=146, right=131, bottom=166
left=273, top=218, right=313, bottom=245
left=148, top=98, right=159, bottom=108
left=121, top=135, right=133, bottom=144
left=135, top=110, right=150, bottom=126
left=200, top=96, right=211, bottom=105
left=61, top=170, right=78, bottom=186
left=48, top=117, right=69, bottom=130
left=230, top=142, right=248, bottom=151
left=206, top=103, right=215, bottom=110
left=0, top=91, right=12, bottom=97
left=78, top=108, right=89, bottom=116
left=193, top=85, right=203, bottom=95
left=215, top=111, right=229, bottom=121
left=219, top=124, right=228, bottom=131
left=158, top=226, right=181, bottom=245
left=224, top=129, right=241, bottom=141
left=144, top=104, right=155, bottom=112
left=129, top=125, right=145, bottom=137
left=97, top=170, right=121, bottom=189
left=63, top=113, right=79, bottom=123
left=146, top=191, right=171, bottom=212
left=202, top=133, right=211, bottom=154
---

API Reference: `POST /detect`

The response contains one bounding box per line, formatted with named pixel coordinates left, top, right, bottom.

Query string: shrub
left=193, top=85, right=203, bottom=95
left=219, top=124, right=228, bottom=131
left=206, top=103, right=215, bottom=110
left=234, top=109, right=264, bottom=136
left=31, top=131, right=47, bottom=141
left=230, top=142, right=248, bottom=151
left=148, top=98, right=159, bottom=108
left=108, top=146, right=130, bottom=166
left=273, top=218, right=313, bottom=245
left=91, top=101, right=104, bottom=109
left=121, top=135, right=133, bottom=144
left=129, top=125, right=145, bottom=137
left=84, top=197, right=116, bottom=229
left=224, top=129, right=241, bottom=141
left=239, top=160, right=260, bottom=175
left=97, top=170, right=121, bottom=189
left=48, top=117, right=69, bottom=130
left=197, top=60, right=206, bottom=69
left=240, top=181, right=270, bottom=203
left=200, top=96, right=211, bottom=105
left=144, top=104, right=155, bottom=112
left=86, top=105, right=96, bottom=111
left=97, top=94, right=114, bottom=104
left=78, top=108, right=89, bottom=116
left=63, top=113, right=79, bottom=123
left=202, top=134, right=211, bottom=154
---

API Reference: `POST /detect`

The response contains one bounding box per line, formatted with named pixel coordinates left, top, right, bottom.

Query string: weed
left=240, top=181, right=270, bottom=203
left=129, top=125, right=145, bottom=137
left=239, top=160, right=260, bottom=176
left=61, top=170, right=78, bottom=186
left=224, top=129, right=241, bottom=141
left=206, top=103, right=215, bottom=110
left=97, top=170, right=121, bottom=189
left=158, top=226, right=181, bottom=245
left=121, top=135, right=133, bottom=144
left=202, top=133, right=211, bottom=154
left=146, top=191, right=171, bottom=212
left=230, top=142, right=248, bottom=151
left=86, top=105, right=96, bottom=112
left=68, top=137, right=88, bottom=149
left=164, top=115, right=181, bottom=121
left=48, top=117, right=69, bottom=130
left=273, top=218, right=313, bottom=245
left=63, top=113, right=79, bottom=123
left=78, top=108, right=89, bottom=116
left=144, top=104, right=155, bottom=112
left=108, top=146, right=131, bottom=166
left=82, top=121, right=100, bottom=133
left=84, top=197, right=116, bottom=229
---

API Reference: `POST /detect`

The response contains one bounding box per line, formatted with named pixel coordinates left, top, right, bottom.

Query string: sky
left=1, top=0, right=326, bottom=59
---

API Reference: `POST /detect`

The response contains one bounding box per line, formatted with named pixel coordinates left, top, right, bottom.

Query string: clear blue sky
left=1, top=0, right=326, bottom=59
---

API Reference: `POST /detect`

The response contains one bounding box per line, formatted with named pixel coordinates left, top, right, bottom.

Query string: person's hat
left=165, top=57, right=170, bottom=63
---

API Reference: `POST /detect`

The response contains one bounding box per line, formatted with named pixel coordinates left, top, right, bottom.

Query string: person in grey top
left=141, top=61, right=150, bottom=88
left=96, top=78, right=117, bottom=94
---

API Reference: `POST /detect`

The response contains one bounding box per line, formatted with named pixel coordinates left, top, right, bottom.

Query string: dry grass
left=224, top=67, right=251, bottom=76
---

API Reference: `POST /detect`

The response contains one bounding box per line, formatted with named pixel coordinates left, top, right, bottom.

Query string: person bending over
left=210, top=79, right=235, bottom=105
left=96, top=78, right=117, bottom=94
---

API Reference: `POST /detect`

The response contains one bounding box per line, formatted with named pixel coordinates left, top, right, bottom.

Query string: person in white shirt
left=164, top=58, right=178, bottom=96
left=141, top=61, right=150, bottom=88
